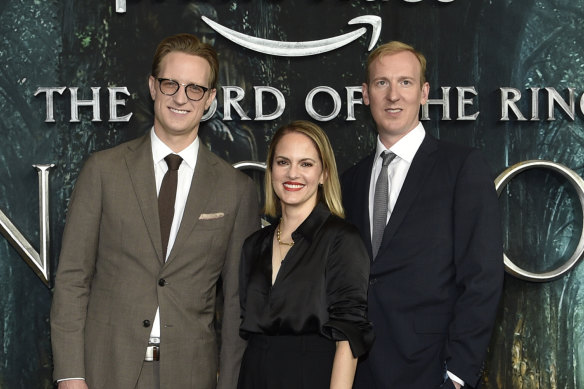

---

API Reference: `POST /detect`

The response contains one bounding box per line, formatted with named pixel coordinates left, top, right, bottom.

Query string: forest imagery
left=2, top=0, right=584, bottom=388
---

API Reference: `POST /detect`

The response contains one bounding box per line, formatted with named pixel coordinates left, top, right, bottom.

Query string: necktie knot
left=165, top=154, right=183, bottom=171
left=380, top=151, right=396, bottom=167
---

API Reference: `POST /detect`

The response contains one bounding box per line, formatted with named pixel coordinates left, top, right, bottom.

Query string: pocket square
left=199, top=212, right=225, bottom=220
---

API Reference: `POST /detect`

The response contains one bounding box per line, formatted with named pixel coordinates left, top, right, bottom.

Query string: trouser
left=135, top=360, right=160, bottom=389
left=237, top=334, right=336, bottom=389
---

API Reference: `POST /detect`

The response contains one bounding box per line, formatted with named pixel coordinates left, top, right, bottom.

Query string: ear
left=362, top=83, right=370, bottom=106
left=204, top=88, right=217, bottom=110
left=148, top=76, right=157, bottom=100
left=319, top=169, right=328, bottom=185
left=420, top=82, right=430, bottom=105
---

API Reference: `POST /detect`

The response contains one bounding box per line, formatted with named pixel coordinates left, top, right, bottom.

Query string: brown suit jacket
left=50, top=133, right=259, bottom=389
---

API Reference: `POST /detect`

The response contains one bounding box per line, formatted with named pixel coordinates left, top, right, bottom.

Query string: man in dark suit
left=342, top=41, right=503, bottom=388
left=50, top=34, right=259, bottom=389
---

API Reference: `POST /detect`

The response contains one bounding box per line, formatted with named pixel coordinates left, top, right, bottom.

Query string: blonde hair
left=264, top=120, right=345, bottom=218
left=366, top=41, right=427, bottom=86
left=151, top=33, right=219, bottom=89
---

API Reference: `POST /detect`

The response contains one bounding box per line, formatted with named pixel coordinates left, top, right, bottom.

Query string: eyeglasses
left=156, top=78, right=210, bottom=101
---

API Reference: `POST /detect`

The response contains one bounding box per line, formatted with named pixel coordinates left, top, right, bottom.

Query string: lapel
left=166, top=144, right=218, bottom=264
left=124, top=134, right=164, bottom=264
left=377, top=134, right=439, bottom=256
left=357, top=154, right=375, bottom=259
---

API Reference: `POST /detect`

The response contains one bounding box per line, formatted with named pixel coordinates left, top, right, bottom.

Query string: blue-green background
left=1, top=0, right=583, bottom=387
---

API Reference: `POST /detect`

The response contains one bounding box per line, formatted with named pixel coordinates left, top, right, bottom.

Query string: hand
left=441, top=377, right=462, bottom=389
left=58, top=379, right=89, bottom=389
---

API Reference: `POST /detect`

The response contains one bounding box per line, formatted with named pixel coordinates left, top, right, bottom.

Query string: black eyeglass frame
left=156, top=77, right=210, bottom=101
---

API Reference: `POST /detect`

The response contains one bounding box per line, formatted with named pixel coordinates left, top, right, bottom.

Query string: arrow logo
left=202, top=15, right=382, bottom=57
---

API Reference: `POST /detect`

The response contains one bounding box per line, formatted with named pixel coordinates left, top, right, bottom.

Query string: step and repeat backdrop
left=1, top=0, right=584, bottom=387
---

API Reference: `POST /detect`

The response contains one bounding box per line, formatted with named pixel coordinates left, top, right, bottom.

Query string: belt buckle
left=145, top=344, right=160, bottom=361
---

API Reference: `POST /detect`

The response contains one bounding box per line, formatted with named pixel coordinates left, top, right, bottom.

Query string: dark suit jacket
left=341, top=134, right=503, bottom=388
left=50, top=133, right=259, bottom=389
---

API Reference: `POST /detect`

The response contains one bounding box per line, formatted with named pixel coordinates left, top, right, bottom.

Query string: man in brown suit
left=50, top=34, right=259, bottom=389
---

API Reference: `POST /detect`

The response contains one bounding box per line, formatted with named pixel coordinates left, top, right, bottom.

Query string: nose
left=287, top=164, right=299, bottom=179
left=386, top=85, right=399, bottom=102
left=173, top=86, right=189, bottom=104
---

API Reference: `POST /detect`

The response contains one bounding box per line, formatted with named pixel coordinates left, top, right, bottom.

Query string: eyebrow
left=372, top=75, right=415, bottom=82
left=275, top=155, right=318, bottom=163
left=159, top=77, right=209, bottom=87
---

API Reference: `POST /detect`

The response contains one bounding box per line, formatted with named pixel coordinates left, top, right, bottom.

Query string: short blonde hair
left=264, top=120, right=344, bottom=218
left=151, top=33, right=219, bottom=89
left=366, top=41, right=427, bottom=86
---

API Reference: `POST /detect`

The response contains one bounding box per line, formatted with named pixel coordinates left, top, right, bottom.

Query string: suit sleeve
left=50, top=154, right=102, bottom=381
left=447, top=150, right=504, bottom=387
left=217, top=175, right=260, bottom=389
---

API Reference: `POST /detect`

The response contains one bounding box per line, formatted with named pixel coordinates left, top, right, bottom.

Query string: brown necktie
left=159, top=154, right=183, bottom=259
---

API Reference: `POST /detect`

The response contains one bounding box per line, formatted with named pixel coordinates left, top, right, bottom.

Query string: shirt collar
left=150, top=127, right=199, bottom=169
left=375, top=122, right=426, bottom=164
left=290, top=202, right=331, bottom=243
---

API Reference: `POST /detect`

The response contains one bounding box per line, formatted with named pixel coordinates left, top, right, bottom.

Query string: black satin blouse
left=239, top=203, right=374, bottom=357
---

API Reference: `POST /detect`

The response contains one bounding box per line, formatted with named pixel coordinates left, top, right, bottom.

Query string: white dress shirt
left=368, top=123, right=425, bottom=236
left=150, top=128, right=199, bottom=340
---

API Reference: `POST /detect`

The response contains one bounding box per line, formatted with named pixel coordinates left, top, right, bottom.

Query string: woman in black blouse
left=237, top=120, right=373, bottom=389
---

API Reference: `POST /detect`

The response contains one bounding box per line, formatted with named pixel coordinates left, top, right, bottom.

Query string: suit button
left=369, top=278, right=377, bottom=286
left=158, top=279, right=166, bottom=286
left=143, top=320, right=151, bottom=327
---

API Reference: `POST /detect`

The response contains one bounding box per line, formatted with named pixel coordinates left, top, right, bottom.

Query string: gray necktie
left=372, top=151, right=396, bottom=259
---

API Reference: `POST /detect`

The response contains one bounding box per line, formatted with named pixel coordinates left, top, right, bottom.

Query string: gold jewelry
left=277, top=220, right=294, bottom=246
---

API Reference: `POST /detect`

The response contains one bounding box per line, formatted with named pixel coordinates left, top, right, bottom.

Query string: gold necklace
left=276, top=221, right=294, bottom=246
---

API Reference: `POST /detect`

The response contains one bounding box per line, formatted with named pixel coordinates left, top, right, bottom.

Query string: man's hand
left=453, top=382, right=462, bottom=389
left=57, top=379, right=88, bottom=389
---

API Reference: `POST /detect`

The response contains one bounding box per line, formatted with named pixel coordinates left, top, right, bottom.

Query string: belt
left=145, top=337, right=160, bottom=361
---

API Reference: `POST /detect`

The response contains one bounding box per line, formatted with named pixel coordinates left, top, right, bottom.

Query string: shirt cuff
left=447, top=371, right=464, bottom=386
left=56, top=378, right=85, bottom=382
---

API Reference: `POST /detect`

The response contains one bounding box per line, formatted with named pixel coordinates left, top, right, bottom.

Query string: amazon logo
left=201, top=15, right=381, bottom=56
